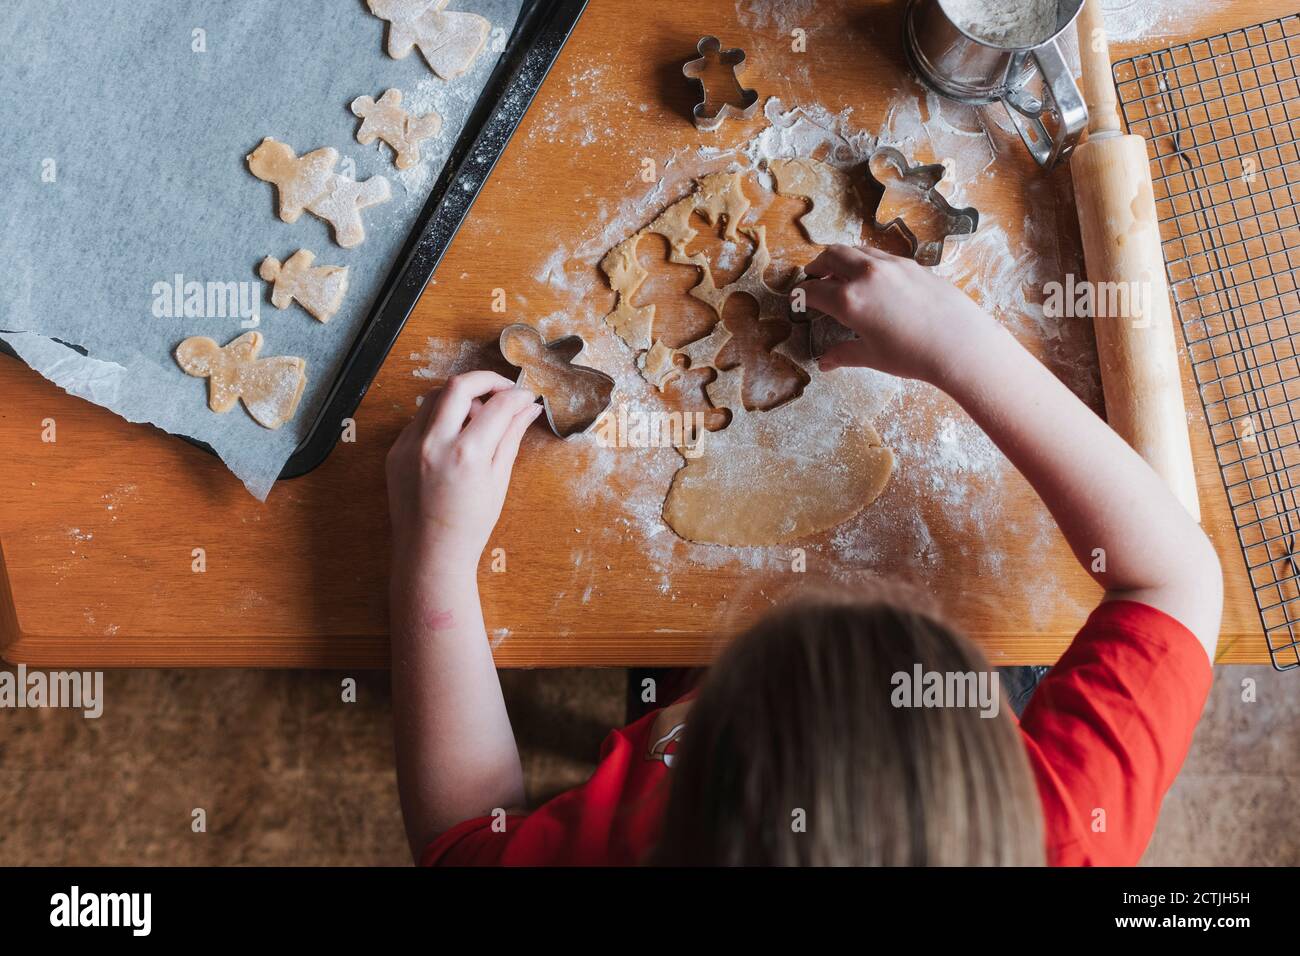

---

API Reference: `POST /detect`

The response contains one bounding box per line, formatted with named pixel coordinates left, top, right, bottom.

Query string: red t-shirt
left=422, top=600, right=1211, bottom=866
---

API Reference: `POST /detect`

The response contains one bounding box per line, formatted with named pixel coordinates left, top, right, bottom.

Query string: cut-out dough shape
left=247, top=138, right=391, bottom=248
left=175, top=331, right=307, bottom=430
left=499, top=323, right=615, bottom=439
left=713, top=303, right=808, bottom=411
left=351, top=88, right=443, bottom=170
left=367, top=0, right=490, bottom=80
left=259, top=250, right=349, bottom=323
left=601, top=170, right=754, bottom=354
left=601, top=167, right=896, bottom=545
left=769, top=157, right=866, bottom=246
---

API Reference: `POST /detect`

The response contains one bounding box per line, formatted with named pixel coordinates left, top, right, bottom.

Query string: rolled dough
left=601, top=166, right=896, bottom=546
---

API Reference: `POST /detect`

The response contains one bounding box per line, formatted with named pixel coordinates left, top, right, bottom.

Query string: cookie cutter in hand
left=682, top=35, right=760, bottom=132
left=498, top=323, right=616, bottom=440
left=866, top=146, right=980, bottom=267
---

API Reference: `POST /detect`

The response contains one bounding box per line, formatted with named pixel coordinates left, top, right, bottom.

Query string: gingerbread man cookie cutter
left=866, top=146, right=979, bottom=267
left=682, top=36, right=759, bottom=133
left=498, top=323, right=615, bottom=440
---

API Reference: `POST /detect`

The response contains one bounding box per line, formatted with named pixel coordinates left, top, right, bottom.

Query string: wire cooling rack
left=1114, top=15, right=1300, bottom=670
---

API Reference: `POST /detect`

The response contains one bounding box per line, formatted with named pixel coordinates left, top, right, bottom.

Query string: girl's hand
left=796, top=244, right=1000, bottom=384
left=385, top=370, right=543, bottom=573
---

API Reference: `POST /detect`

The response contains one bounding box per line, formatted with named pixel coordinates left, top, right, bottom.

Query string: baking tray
left=0, top=0, right=588, bottom=482
left=282, top=0, right=588, bottom=477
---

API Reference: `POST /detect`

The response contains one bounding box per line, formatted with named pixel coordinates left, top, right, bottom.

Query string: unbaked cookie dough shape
left=175, top=331, right=307, bottom=430
left=769, top=157, right=867, bottom=246
left=351, top=88, right=443, bottom=170
left=367, top=0, right=491, bottom=80
left=259, top=249, right=349, bottom=323
left=602, top=167, right=895, bottom=546
left=246, top=138, right=391, bottom=248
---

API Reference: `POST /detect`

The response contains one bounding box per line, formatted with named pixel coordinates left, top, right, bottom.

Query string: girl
left=385, top=245, right=1222, bottom=866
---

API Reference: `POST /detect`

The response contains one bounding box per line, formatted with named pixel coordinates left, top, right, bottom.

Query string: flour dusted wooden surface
left=0, top=0, right=1283, bottom=666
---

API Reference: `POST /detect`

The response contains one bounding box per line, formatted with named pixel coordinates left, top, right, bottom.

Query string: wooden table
left=1, top=0, right=1287, bottom=667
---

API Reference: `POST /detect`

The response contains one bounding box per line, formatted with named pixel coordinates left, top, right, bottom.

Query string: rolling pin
left=1072, top=0, right=1201, bottom=520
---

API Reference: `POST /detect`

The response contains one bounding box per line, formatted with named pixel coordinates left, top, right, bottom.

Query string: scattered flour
left=411, top=84, right=1098, bottom=622
left=1100, top=0, right=1226, bottom=43
left=410, top=336, right=492, bottom=382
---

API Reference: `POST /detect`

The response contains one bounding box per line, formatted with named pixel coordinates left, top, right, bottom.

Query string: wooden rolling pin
left=1072, top=0, right=1201, bottom=520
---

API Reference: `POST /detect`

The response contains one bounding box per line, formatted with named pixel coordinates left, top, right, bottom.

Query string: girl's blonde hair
left=654, top=588, right=1045, bottom=866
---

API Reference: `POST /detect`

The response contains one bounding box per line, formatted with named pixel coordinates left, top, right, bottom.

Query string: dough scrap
left=367, top=0, right=491, bottom=80
left=639, top=339, right=681, bottom=390
left=175, top=331, right=307, bottom=430
left=259, top=250, right=349, bottom=323
left=351, top=88, right=443, bottom=170
left=601, top=167, right=896, bottom=545
left=247, top=138, right=391, bottom=248
left=769, top=157, right=866, bottom=246
left=663, top=399, right=895, bottom=546
left=500, top=324, right=614, bottom=439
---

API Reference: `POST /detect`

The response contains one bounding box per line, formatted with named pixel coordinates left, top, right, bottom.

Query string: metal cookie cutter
left=866, top=146, right=980, bottom=267
left=498, top=323, right=615, bottom=440
left=682, top=35, right=759, bottom=132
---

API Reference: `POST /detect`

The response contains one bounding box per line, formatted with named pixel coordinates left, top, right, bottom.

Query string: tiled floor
left=0, top=663, right=1294, bottom=865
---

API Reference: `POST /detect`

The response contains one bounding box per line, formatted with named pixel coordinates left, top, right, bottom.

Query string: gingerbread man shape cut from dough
left=175, top=331, right=307, bottom=430
left=247, top=138, right=391, bottom=248
left=259, top=250, right=349, bottom=323
left=367, top=0, right=490, bottom=80
left=351, top=89, right=443, bottom=170
left=499, top=324, right=615, bottom=439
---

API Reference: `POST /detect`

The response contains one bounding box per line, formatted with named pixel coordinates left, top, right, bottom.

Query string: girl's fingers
left=493, top=402, right=545, bottom=472
left=804, top=244, right=872, bottom=280
left=427, top=370, right=519, bottom=444
left=817, top=338, right=874, bottom=372
left=794, top=275, right=848, bottom=318
left=402, top=384, right=443, bottom=440
left=457, top=386, right=539, bottom=457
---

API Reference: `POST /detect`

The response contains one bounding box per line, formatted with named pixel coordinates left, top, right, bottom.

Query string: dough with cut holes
left=601, top=168, right=895, bottom=545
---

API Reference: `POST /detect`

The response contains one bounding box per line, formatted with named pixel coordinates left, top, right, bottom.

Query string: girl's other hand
left=385, top=370, right=543, bottom=573
left=795, top=244, right=1000, bottom=384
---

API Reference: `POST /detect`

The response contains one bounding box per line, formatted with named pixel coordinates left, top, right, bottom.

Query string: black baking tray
left=0, top=0, right=588, bottom=481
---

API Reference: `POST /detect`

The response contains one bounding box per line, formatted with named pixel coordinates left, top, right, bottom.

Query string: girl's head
left=655, top=589, right=1044, bottom=866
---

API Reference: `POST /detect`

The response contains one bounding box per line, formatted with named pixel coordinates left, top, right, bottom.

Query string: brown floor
left=0, top=663, right=1294, bottom=865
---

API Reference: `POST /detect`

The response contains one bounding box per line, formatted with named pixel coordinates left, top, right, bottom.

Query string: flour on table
left=407, top=88, right=1095, bottom=620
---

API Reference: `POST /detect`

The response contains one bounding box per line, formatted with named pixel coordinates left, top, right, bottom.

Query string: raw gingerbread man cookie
left=351, top=89, right=443, bottom=169
left=259, top=250, right=349, bottom=323
left=175, top=331, right=307, bottom=430
left=367, top=0, right=490, bottom=80
left=247, top=138, right=391, bottom=248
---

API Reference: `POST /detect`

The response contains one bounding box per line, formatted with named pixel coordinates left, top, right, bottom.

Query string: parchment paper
left=0, top=0, right=522, bottom=498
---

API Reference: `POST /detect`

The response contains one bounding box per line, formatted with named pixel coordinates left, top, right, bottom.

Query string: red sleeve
left=1019, top=600, right=1212, bottom=866
left=419, top=705, right=677, bottom=866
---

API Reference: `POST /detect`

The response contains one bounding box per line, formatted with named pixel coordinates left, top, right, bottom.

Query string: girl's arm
left=800, top=245, right=1222, bottom=659
left=385, top=370, right=543, bottom=861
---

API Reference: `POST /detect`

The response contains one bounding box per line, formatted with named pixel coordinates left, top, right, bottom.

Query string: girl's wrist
left=923, top=311, right=1014, bottom=393
left=392, top=532, right=482, bottom=585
